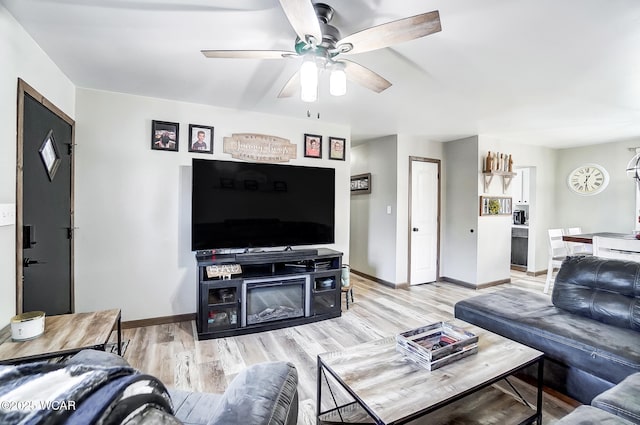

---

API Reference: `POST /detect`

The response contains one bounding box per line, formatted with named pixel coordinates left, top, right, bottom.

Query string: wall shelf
left=483, top=171, right=517, bottom=193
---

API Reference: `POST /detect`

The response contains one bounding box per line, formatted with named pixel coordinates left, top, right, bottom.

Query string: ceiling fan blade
left=340, top=60, right=392, bottom=93
left=278, top=0, right=322, bottom=44
left=337, top=10, right=441, bottom=55
left=278, top=70, right=300, bottom=98
left=201, top=50, right=296, bottom=59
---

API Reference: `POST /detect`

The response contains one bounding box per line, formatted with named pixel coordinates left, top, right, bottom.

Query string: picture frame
left=351, top=173, right=371, bottom=195
left=304, top=133, right=322, bottom=158
left=188, top=124, right=214, bottom=154
left=329, top=137, right=346, bottom=161
left=479, top=196, right=512, bottom=216
left=39, top=129, right=60, bottom=181
left=151, top=120, right=179, bottom=152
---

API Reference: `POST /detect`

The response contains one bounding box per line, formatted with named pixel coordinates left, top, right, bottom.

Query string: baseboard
left=440, top=276, right=476, bottom=289
left=527, top=269, right=548, bottom=277
left=510, top=265, right=527, bottom=272
left=440, top=276, right=510, bottom=289
left=122, top=313, right=196, bottom=329
left=350, top=269, right=399, bottom=288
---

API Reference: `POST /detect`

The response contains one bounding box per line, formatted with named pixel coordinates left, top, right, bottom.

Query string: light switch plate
left=0, top=203, right=16, bottom=226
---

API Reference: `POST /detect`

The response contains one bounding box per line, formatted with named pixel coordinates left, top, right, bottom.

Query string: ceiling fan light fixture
left=627, top=152, right=640, bottom=181
left=329, top=63, right=346, bottom=96
left=300, top=55, right=318, bottom=102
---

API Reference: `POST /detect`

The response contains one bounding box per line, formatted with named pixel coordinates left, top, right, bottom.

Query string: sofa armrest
left=66, top=349, right=131, bottom=367
left=554, top=406, right=635, bottom=424
left=592, top=373, right=640, bottom=424
left=208, top=361, right=298, bottom=425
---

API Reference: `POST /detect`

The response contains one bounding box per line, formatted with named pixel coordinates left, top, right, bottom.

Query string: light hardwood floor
left=120, top=271, right=576, bottom=424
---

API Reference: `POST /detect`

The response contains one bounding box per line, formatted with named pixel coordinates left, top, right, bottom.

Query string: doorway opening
left=408, top=157, right=441, bottom=285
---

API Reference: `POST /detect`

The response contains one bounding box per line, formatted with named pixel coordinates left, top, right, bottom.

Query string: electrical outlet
left=0, top=203, right=16, bottom=226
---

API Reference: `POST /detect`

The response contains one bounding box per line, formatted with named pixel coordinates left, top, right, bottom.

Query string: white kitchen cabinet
left=512, top=168, right=530, bottom=205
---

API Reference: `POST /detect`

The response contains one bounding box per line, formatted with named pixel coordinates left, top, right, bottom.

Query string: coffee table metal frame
left=316, top=332, right=544, bottom=425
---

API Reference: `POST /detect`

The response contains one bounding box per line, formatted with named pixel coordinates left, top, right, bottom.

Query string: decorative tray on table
left=396, top=322, right=478, bottom=371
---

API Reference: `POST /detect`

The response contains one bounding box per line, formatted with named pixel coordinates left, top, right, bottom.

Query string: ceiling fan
left=201, top=0, right=441, bottom=101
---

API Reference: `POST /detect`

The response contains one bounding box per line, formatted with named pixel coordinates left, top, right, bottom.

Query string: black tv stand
left=196, top=248, right=342, bottom=340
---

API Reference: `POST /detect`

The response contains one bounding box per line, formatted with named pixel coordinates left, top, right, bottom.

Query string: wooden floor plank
left=120, top=271, right=574, bottom=424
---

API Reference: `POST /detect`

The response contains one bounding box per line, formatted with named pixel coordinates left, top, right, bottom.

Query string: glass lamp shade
left=300, top=56, right=318, bottom=102
left=330, top=66, right=346, bottom=96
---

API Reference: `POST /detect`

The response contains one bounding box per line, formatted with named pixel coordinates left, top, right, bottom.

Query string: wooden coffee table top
left=318, top=319, right=543, bottom=425
left=0, top=309, right=121, bottom=364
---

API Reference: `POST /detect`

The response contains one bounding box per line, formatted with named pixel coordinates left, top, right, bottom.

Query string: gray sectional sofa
left=555, top=372, right=640, bottom=424
left=0, top=349, right=299, bottom=425
left=454, top=255, right=640, bottom=404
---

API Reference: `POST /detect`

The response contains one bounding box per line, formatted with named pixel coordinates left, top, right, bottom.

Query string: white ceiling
left=3, top=0, right=640, bottom=148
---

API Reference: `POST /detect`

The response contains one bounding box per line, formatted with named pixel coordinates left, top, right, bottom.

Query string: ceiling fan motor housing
left=295, top=3, right=342, bottom=59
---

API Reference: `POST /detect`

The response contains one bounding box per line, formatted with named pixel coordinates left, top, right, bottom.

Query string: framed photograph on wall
left=304, top=133, right=322, bottom=158
left=188, top=124, right=214, bottom=154
left=329, top=137, right=346, bottom=160
left=151, top=120, right=179, bottom=152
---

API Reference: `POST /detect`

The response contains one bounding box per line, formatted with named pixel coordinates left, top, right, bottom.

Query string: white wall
left=556, top=140, right=639, bottom=234
left=350, top=136, right=398, bottom=283
left=0, top=4, right=76, bottom=325
left=441, top=136, right=479, bottom=284
left=395, top=135, right=443, bottom=283
left=504, top=142, right=556, bottom=273
left=75, top=88, right=350, bottom=321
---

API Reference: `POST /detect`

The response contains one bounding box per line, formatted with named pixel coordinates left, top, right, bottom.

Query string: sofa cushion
left=169, top=389, right=223, bottom=425
left=208, top=361, right=298, bottom=425
left=553, top=256, right=640, bottom=331
left=454, top=287, right=640, bottom=401
left=554, top=406, right=635, bottom=425
left=592, top=372, right=640, bottom=424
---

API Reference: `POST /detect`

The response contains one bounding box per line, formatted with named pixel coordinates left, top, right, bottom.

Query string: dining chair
left=544, top=228, right=568, bottom=294
left=565, top=227, right=593, bottom=255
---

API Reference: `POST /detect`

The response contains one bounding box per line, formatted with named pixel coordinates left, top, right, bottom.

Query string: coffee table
left=317, top=319, right=543, bottom=425
left=0, top=309, right=121, bottom=365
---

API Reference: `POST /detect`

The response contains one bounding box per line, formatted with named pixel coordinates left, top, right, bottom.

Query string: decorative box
left=396, top=322, right=478, bottom=370
left=11, top=311, right=46, bottom=341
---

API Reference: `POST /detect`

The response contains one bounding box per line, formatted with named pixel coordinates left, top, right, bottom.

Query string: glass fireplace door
left=242, top=276, right=310, bottom=326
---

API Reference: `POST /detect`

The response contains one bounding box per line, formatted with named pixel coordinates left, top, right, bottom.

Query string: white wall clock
left=567, top=163, right=609, bottom=196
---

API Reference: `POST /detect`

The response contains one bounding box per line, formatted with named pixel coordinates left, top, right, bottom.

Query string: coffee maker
left=513, top=210, right=526, bottom=225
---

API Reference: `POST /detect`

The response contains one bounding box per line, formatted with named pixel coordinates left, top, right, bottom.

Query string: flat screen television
left=191, top=158, right=335, bottom=251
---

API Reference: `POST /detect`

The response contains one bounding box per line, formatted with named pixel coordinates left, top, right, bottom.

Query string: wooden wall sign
left=223, top=133, right=297, bottom=163
left=479, top=196, right=512, bottom=216
left=351, top=173, right=371, bottom=195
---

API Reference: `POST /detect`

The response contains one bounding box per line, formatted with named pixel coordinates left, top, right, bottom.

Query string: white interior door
left=409, top=159, right=439, bottom=284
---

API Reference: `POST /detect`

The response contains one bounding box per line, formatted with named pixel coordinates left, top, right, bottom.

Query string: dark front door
left=18, top=80, right=74, bottom=315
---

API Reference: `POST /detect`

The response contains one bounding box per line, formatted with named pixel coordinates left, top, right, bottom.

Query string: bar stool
left=341, top=264, right=354, bottom=309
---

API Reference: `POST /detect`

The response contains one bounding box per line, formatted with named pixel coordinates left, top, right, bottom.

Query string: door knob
left=413, top=227, right=419, bottom=232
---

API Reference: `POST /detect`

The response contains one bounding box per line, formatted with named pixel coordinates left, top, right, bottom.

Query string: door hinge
left=67, top=227, right=78, bottom=239
left=67, top=143, right=76, bottom=155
